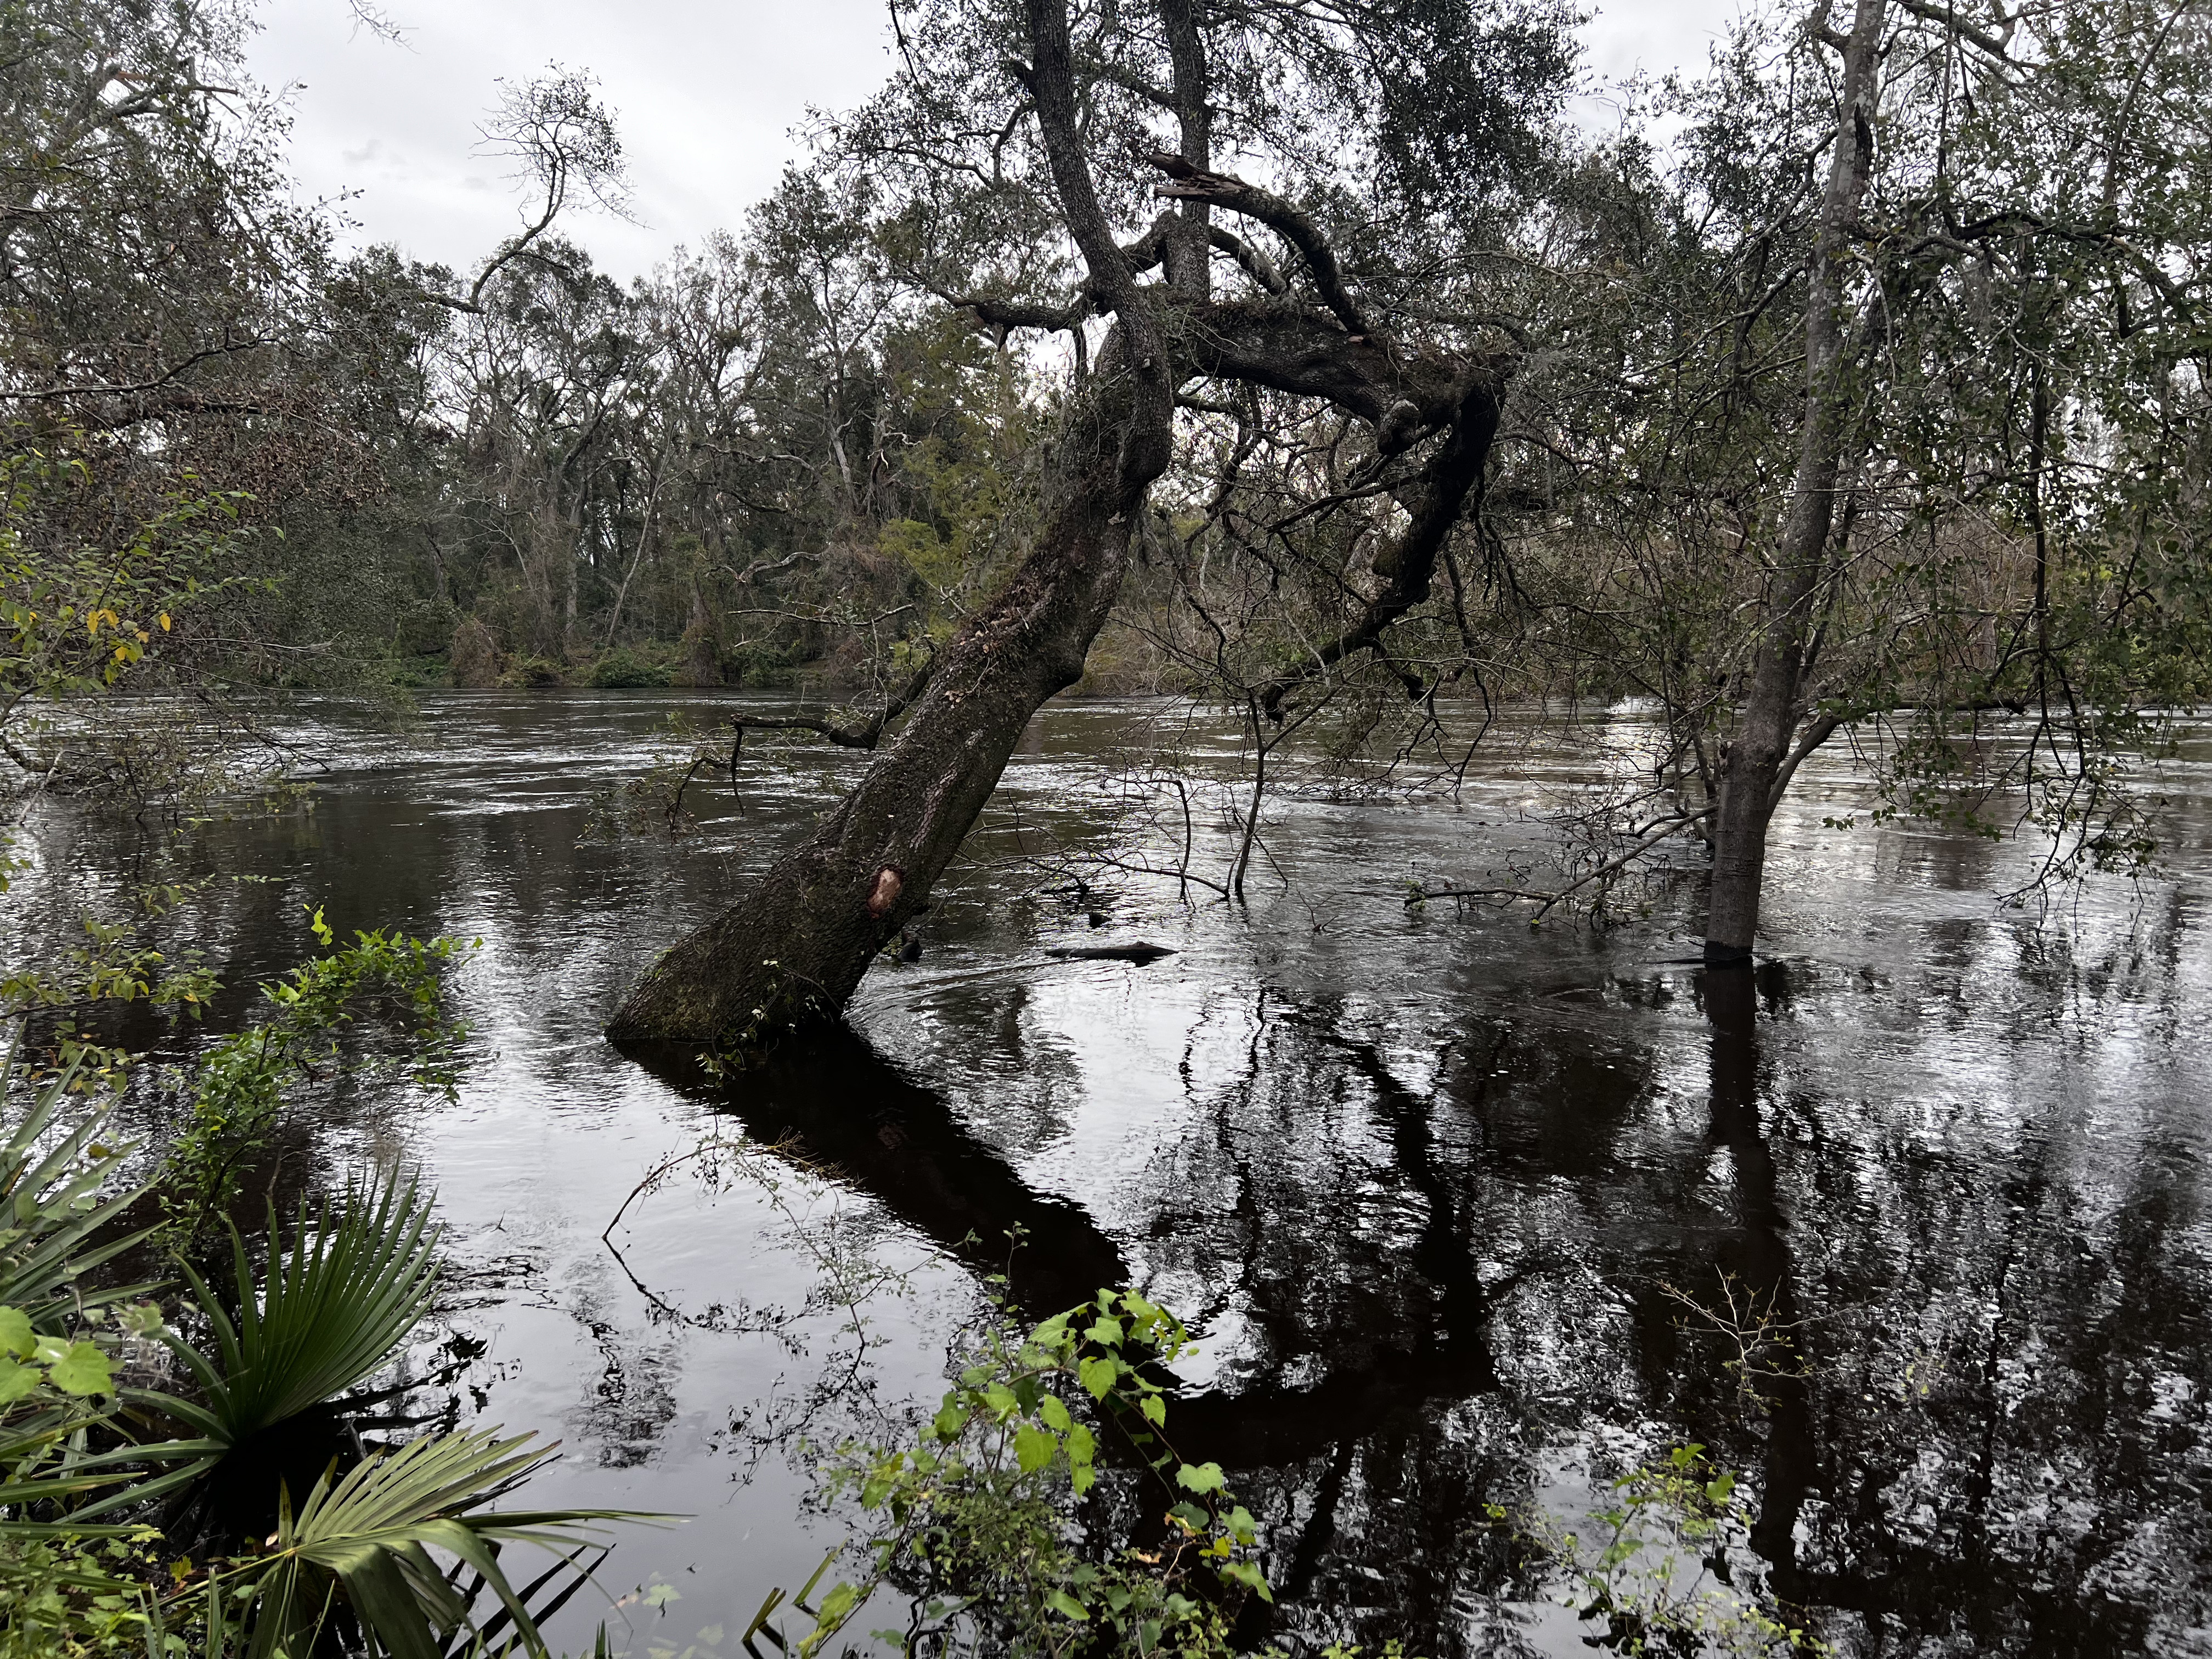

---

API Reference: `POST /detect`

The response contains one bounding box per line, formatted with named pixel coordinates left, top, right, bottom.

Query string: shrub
left=590, top=646, right=673, bottom=689
left=449, top=617, right=503, bottom=687
left=765, top=1290, right=1272, bottom=1659
left=499, top=654, right=568, bottom=689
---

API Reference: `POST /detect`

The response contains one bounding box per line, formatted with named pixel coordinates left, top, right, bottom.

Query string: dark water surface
left=13, top=692, right=2212, bottom=1656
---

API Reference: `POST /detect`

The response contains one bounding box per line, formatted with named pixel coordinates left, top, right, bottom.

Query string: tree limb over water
left=607, top=0, right=1509, bottom=1049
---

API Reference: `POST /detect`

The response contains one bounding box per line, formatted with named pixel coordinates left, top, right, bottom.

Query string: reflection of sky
left=12, top=693, right=2212, bottom=1655
left=246, top=0, right=1748, bottom=283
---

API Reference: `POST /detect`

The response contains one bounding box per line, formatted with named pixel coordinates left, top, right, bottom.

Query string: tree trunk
left=1703, top=0, right=1886, bottom=967
left=610, top=0, right=1186, bottom=1051
left=562, top=496, right=582, bottom=647
left=608, top=0, right=1508, bottom=1048
left=604, top=454, right=665, bottom=647
left=609, top=346, right=1168, bottom=1046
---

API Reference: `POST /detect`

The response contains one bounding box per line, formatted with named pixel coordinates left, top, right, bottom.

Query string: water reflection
left=626, top=1032, right=1130, bottom=1318
left=7, top=692, right=2211, bottom=1656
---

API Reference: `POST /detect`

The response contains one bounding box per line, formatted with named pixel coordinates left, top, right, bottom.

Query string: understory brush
left=0, top=905, right=653, bottom=1659
left=720, top=1291, right=1828, bottom=1659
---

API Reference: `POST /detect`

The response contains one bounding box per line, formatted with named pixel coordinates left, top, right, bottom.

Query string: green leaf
left=1139, top=1393, right=1166, bottom=1426
left=256, top=1424, right=666, bottom=1659
left=43, top=1339, right=114, bottom=1396
left=803, top=1581, right=859, bottom=1655
left=1013, top=1424, right=1057, bottom=1475
left=0, top=1307, right=32, bottom=1358
left=168, top=1170, right=441, bottom=1443
left=0, top=1355, right=40, bottom=1403
left=1220, top=1560, right=1274, bottom=1603
left=1066, top=1420, right=1097, bottom=1495
left=1077, top=1356, right=1118, bottom=1400
left=1175, top=1460, right=1227, bottom=1495
left=1037, top=1393, right=1072, bottom=1432
left=1043, top=1589, right=1089, bottom=1622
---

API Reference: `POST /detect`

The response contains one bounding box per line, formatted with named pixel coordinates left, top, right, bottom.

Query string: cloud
left=249, top=0, right=1743, bottom=281
left=249, top=0, right=892, bottom=278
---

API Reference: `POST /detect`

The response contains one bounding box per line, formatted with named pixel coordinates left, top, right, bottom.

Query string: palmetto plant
left=163, top=1172, right=442, bottom=1447
left=3, top=903, right=661, bottom=1658
left=148, top=1177, right=662, bottom=1657
left=211, top=1425, right=642, bottom=1659
left=0, top=1034, right=156, bottom=1323
left=0, top=1034, right=219, bottom=1523
left=0, top=1068, right=662, bottom=1655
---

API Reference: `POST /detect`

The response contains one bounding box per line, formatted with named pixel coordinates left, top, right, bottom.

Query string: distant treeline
left=5, top=0, right=2208, bottom=877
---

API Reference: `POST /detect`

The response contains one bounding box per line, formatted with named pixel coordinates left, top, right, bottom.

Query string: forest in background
left=8, top=0, right=2210, bottom=986
left=5, top=0, right=2212, bottom=1651
left=3, top=0, right=2206, bottom=1008
left=9, top=0, right=2205, bottom=718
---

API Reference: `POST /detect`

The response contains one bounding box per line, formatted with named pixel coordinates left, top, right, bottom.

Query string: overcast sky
left=245, top=0, right=1743, bottom=284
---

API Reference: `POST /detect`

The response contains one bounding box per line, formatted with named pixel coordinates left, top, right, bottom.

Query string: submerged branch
left=1414, top=808, right=1715, bottom=919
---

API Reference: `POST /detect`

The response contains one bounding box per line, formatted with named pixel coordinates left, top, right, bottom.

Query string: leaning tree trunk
left=607, top=341, right=1162, bottom=1046
left=611, top=0, right=1508, bottom=1047
left=610, top=0, right=1174, bottom=1049
left=1703, top=0, right=1885, bottom=967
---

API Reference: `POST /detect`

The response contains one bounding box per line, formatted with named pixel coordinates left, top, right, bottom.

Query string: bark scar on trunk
left=868, top=866, right=905, bottom=918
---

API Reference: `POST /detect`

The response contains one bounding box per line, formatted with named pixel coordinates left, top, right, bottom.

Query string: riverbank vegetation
left=3, top=0, right=2210, bottom=1649
left=6, top=0, right=2209, bottom=974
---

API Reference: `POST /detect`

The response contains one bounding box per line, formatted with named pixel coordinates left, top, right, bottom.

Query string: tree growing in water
left=607, top=0, right=1573, bottom=1046
left=1504, top=0, right=2212, bottom=958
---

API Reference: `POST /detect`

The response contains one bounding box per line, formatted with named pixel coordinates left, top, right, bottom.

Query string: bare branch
left=1890, top=0, right=2016, bottom=62
left=1143, top=152, right=1367, bottom=335
left=1209, top=225, right=1287, bottom=295
left=732, top=647, right=938, bottom=754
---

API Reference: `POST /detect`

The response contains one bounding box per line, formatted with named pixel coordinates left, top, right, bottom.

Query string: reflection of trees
left=823, top=946, right=2212, bottom=1656
left=636, top=1030, right=1132, bottom=1316
left=1106, top=991, right=1664, bottom=1651
left=1679, top=955, right=2212, bottom=1654
left=1760, top=1034, right=2212, bottom=1649
left=27, top=703, right=2212, bottom=1652
left=1695, top=966, right=1813, bottom=1594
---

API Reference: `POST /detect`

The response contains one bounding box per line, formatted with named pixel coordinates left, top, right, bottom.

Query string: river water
left=11, top=692, right=2212, bottom=1657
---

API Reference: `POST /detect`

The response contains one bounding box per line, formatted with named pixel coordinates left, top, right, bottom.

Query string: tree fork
left=608, top=2, right=1511, bottom=1049
left=607, top=0, right=1174, bottom=1051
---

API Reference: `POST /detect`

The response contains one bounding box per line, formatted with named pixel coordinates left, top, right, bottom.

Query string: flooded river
left=11, top=692, right=2212, bottom=1657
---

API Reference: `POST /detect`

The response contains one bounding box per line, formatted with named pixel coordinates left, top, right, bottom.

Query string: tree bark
left=606, top=345, right=1163, bottom=1046
left=608, top=0, right=1176, bottom=1048
left=608, top=0, right=1509, bottom=1049
left=1704, top=0, right=1885, bottom=967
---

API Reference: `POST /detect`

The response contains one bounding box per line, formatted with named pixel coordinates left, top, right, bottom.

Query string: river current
left=11, top=692, right=2212, bottom=1657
